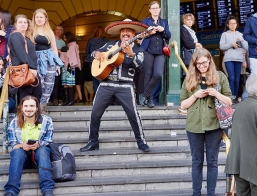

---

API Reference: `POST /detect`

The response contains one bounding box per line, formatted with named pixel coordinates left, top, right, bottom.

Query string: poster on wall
left=195, top=1, right=215, bottom=30
left=216, top=0, right=234, bottom=28
left=180, top=2, right=193, bottom=15
left=237, top=0, right=255, bottom=26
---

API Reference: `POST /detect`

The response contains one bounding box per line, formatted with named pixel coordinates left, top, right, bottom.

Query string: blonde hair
left=30, top=8, right=52, bottom=44
left=185, top=48, right=218, bottom=92
left=181, top=13, right=195, bottom=25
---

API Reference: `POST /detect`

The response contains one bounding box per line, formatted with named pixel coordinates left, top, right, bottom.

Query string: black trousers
left=19, top=76, right=42, bottom=104
left=143, top=51, right=165, bottom=99
left=89, top=81, right=147, bottom=145
left=234, top=175, right=257, bottom=196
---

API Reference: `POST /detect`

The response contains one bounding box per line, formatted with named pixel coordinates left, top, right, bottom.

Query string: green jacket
left=180, top=71, right=232, bottom=133
left=225, top=96, right=257, bottom=185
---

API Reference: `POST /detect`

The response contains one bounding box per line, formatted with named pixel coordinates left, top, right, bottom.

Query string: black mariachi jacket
left=93, top=40, right=144, bottom=83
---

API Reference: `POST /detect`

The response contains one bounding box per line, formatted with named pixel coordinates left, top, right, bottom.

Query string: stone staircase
left=0, top=105, right=227, bottom=196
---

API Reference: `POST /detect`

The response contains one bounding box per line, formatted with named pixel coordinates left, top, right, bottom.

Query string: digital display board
left=237, top=0, right=255, bottom=26
left=180, top=2, right=193, bottom=15
left=216, top=0, right=234, bottom=28
left=195, top=1, right=215, bottom=30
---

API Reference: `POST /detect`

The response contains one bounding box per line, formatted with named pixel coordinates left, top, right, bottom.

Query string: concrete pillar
left=162, top=0, right=181, bottom=106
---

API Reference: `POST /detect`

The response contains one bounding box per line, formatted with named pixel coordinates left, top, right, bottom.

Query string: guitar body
left=91, top=45, right=124, bottom=80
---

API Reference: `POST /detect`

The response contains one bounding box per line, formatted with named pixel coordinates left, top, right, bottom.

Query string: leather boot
left=63, top=88, right=68, bottom=105
left=66, top=87, right=74, bottom=106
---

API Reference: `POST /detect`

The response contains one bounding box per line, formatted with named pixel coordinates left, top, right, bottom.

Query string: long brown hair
left=17, top=96, right=41, bottom=128
left=93, top=26, right=105, bottom=38
left=185, top=48, right=218, bottom=92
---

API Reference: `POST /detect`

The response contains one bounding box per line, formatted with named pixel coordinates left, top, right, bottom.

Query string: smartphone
left=27, top=139, right=38, bottom=145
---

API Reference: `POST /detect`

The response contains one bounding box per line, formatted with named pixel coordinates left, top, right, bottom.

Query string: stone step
left=56, top=188, right=227, bottom=196
left=0, top=147, right=227, bottom=166
left=0, top=159, right=226, bottom=182
left=49, top=114, right=186, bottom=128
left=0, top=173, right=227, bottom=196
left=0, top=124, right=186, bottom=141
left=52, top=124, right=186, bottom=139
left=46, top=105, right=180, bottom=118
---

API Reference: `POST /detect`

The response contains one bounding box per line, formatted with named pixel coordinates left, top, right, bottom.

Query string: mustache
left=122, top=34, right=130, bottom=38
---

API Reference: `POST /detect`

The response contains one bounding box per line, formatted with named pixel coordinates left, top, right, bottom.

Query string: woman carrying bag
left=8, top=14, right=42, bottom=103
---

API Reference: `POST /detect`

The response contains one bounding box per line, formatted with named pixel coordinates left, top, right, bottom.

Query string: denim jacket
left=141, top=17, right=171, bottom=51
left=180, top=71, right=232, bottom=133
left=8, top=114, right=54, bottom=148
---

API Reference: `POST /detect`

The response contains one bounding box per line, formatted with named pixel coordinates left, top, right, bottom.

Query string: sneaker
left=147, top=99, right=155, bottom=108
left=4, top=193, right=15, bottom=196
left=43, top=190, right=55, bottom=196
left=138, top=143, right=150, bottom=152
left=139, top=94, right=148, bottom=106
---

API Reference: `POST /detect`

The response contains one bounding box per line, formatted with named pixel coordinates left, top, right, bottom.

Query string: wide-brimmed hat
left=105, top=19, right=148, bottom=34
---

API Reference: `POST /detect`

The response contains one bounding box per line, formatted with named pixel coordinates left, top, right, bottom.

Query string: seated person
left=4, top=96, right=55, bottom=196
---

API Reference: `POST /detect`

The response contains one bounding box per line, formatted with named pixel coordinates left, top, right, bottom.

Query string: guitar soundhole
left=107, top=53, right=113, bottom=60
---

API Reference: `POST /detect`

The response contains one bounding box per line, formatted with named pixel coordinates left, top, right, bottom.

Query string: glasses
left=196, top=60, right=209, bottom=67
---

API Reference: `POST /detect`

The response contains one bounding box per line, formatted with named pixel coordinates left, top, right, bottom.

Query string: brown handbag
left=8, top=33, right=39, bottom=88
left=8, top=63, right=38, bottom=88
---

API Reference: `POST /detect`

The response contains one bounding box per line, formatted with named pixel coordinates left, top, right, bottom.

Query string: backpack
left=48, top=143, right=76, bottom=182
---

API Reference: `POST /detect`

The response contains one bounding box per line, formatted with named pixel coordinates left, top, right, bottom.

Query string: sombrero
left=105, top=19, right=148, bottom=34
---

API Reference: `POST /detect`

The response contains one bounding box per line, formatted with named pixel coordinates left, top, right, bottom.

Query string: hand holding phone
left=27, top=139, right=38, bottom=145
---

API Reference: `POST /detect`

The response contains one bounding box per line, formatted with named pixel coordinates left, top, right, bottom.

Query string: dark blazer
left=180, top=25, right=196, bottom=50
left=243, top=15, right=257, bottom=58
left=141, top=17, right=171, bottom=51
left=225, top=96, right=257, bottom=185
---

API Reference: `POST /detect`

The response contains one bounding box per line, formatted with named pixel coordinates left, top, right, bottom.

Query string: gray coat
left=225, top=96, right=257, bottom=185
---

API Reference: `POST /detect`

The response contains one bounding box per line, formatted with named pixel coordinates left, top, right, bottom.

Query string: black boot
left=63, top=88, right=68, bottom=105
left=66, top=87, right=74, bottom=106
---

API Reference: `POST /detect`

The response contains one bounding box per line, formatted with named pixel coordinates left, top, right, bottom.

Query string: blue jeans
left=225, top=61, right=242, bottom=98
left=187, top=129, right=223, bottom=196
left=4, top=147, right=54, bottom=195
left=143, top=51, right=165, bottom=99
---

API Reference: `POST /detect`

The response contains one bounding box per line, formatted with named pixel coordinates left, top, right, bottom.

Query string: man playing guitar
left=80, top=19, right=150, bottom=152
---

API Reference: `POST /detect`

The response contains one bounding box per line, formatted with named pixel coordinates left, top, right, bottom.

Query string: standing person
left=82, top=57, right=94, bottom=104
left=220, top=15, right=248, bottom=104
left=225, top=72, right=257, bottom=195
left=50, top=25, right=66, bottom=106
left=8, top=14, right=42, bottom=103
left=243, top=12, right=257, bottom=73
left=181, top=13, right=202, bottom=68
left=140, top=0, right=171, bottom=108
left=85, top=26, right=108, bottom=93
left=0, top=10, right=14, bottom=61
left=30, top=8, right=63, bottom=112
left=80, top=19, right=150, bottom=153
left=4, top=96, right=54, bottom=196
left=60, top=32, right=81, bottom=106
left=180, top=48, right=232, bottom=196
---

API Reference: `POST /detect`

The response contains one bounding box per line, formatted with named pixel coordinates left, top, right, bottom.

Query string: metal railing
left=0, top=66, right=10, bottom=154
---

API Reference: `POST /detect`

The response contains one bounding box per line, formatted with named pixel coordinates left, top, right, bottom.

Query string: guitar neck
left=111, top=35, right=140, bottom=57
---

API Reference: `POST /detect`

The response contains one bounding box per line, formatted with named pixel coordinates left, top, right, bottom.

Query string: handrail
left=170, top=41, right=188, bottom=74
left=0, top=66, right=10, bottom=154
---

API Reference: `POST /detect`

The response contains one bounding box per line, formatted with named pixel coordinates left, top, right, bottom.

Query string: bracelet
left=193, top=94, right=197, bottom=99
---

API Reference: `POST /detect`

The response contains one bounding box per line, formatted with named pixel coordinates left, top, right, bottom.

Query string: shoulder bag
left=214, top=73, right=234, bottom=129
left=8, top=34, right=39, bottom=88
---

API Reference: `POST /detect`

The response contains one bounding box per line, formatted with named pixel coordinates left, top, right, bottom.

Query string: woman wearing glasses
left=180, top=48, right=232, bottom=196
left=220, top=15, right=248, bottom=104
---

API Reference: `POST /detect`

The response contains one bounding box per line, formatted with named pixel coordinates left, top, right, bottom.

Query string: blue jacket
left=141, top=17, right=171, bottom=51
left=243, top=14, right=257, bottom=58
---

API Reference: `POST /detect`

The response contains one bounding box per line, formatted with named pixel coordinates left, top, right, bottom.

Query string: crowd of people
left=2, top=1, right=257, bottom=195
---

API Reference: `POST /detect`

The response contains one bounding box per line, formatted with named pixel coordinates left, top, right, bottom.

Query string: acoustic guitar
left=91, top=27, right=154, bottom=80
